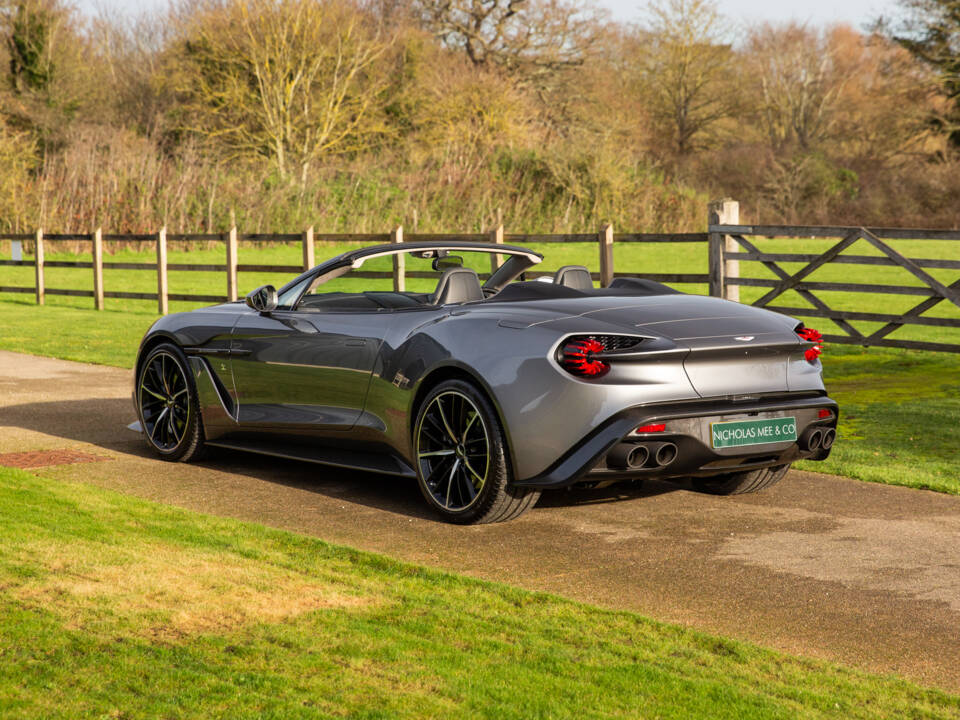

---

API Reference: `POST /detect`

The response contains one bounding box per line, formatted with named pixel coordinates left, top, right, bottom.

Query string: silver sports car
left=132, top=242, right=838, bottom=523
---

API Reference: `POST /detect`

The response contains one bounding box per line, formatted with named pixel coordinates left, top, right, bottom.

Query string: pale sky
left=79, top=0, right=900, bottom=28
left=622, top=0, right=897, bottom=28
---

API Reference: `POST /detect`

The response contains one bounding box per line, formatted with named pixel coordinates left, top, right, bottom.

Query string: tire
left=691, top=463, right=790, bottom=495
left=136, top=342, right=205, bottom=462
left=413, top=379, right=539, bottom=524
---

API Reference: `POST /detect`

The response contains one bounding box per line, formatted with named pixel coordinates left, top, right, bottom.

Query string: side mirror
left=245, top=285, right=278, bottom=313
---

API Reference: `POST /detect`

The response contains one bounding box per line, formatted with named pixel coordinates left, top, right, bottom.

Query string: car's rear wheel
left=137, top=343, right=204, bottom=462
left=414, top=379, right=539, bottom=524
left=691, top=463, right=790, bottom=495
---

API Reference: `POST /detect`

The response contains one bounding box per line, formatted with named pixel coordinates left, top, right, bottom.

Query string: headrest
left=553, top=265, right=593, bottom=290
left=431, top=267, right=484, bottom=305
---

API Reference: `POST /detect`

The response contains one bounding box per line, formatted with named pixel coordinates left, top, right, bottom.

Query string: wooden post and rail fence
left=1, top=199, right=958, bottom=353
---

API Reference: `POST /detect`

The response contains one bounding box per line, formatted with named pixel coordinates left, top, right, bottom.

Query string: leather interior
left=553, top=265, right=594, bottom=290
left=431, top=267, right=484, bottom=305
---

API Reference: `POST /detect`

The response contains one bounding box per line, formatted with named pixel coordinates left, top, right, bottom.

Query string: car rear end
left=500, top=295, right=838, bottom=489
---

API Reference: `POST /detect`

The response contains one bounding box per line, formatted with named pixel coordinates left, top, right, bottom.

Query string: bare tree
left=91, top=5, right=176, bottom=137
left=746, top=23, right=934, bottom=158
left=640, top=0, right=735, bottom=156
left=416, top=0, right=602, bottom=80
left=745, top=23, right=848, bottom=152
left=174, top=0, right=390, bottom=184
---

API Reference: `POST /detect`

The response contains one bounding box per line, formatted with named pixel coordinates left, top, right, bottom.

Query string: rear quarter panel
left=376, top=311, right=703, bottom=480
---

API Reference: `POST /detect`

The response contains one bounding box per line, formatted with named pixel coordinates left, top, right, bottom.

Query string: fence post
left=391, top=225, right=404, bottom=292
left=156, top=227, right=168, bottom=315
left=226, top=226, right=238, bottom=301
left=599, top=223, right=614, bottom=287
left=489, top=224, right=504, bottom=274
left=302, top=226, right=315, bottom=271
left=708, top=199, right=739, bottom=301
left=92, top=228, right=104, bottom=310
left=34, top=229, right=44, bottom=306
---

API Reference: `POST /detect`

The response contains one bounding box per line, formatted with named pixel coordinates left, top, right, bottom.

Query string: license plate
left=711, top=417, right=797, bottom=449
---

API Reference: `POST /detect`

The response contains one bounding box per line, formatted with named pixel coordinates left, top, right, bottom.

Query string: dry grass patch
left=10, top=538, right=374, bottom=638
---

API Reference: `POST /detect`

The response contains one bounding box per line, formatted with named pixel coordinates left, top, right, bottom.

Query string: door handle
left=345, top=340, right=366, bottom=347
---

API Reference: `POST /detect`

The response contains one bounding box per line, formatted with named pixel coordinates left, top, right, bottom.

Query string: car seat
left=553, top=265, right=594, bottom=290
left=431, top=267, right=484, bottom=305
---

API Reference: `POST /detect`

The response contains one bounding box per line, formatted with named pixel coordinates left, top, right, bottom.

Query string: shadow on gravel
left=1, top=398, right=149, bottom=454
left=2, top=398, right=682, bottom=521
left=536, top=480, right=681, bottom=509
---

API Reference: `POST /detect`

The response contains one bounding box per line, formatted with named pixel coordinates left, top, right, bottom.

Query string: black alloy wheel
left=137, top=343, right=204, bottom=461
left=417, top=389, right=490, bottom=511
left=414, top=379, right=539, bottom=524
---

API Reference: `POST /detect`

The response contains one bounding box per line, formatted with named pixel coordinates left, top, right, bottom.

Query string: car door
left=229, top=307, right=390, bottom=431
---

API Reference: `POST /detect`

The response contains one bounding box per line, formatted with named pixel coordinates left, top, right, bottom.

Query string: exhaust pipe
left=654, top=442, right=678, bottom=467
left=800, top=428, right=823, bottom=452
left=608, top=443, right=649, bottom=470
left=821, top=428, right=836, bottom=450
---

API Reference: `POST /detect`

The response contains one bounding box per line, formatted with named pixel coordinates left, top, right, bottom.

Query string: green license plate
left=711, top=417, right=797, bottom=449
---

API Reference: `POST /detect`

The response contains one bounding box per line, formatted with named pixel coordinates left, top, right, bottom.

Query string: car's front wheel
left=691, top=463, right=790, bottom=495
left=136, top=342, right=205, bottom=462
left=414, top=379, right=539, bottom=524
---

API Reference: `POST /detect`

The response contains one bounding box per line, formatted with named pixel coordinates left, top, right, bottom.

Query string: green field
left=1, top=464, right=957, bottom=719
left=1, top=235, right=958, bottom=347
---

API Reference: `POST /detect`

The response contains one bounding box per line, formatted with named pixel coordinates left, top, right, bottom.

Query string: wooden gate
left=709, top=224, right=960, bottom=353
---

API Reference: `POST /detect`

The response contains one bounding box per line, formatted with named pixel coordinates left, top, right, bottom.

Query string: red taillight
left=635, top=423, right=666, bottom=433
left=818, top=408, right=832, bottom=419
left=796, top=327, right=823, bottom=363
left=560, top=338, right=609, bottom=378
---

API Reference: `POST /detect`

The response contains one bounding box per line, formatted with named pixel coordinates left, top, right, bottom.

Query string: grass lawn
left=1, top=464, right=958, bottom=719
left=795, top=345, right=960, bottom=494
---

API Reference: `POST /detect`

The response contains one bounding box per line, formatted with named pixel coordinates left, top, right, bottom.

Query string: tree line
left=0, top=0, right=958, bottom=234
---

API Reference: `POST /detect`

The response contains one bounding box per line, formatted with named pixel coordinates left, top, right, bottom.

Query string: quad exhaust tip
left=821, top=427, right=836, bottom=450
left=608, top=441, right=677, bottom=470
left=655, top=442, right=678, bottom=467
left=803, top=428, right=823, bottom=451
left=801, top=428, right=826, bottom=452
left=608, top=443, right=649, bottom=470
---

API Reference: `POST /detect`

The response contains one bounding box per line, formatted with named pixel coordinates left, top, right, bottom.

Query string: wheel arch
left=409, top=362, right=518, bottom=476
left=135, top=331, right=181, bottom=381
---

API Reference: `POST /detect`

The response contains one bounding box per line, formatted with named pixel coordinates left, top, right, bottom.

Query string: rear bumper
left=513, top=393, right=838, bottom=488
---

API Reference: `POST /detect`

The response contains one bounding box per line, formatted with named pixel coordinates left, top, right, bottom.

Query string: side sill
left=206, top=438, right=416, bottom=479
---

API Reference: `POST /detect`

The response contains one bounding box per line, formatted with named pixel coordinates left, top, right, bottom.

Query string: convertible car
left=132, top=241, right=838, bottom=523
